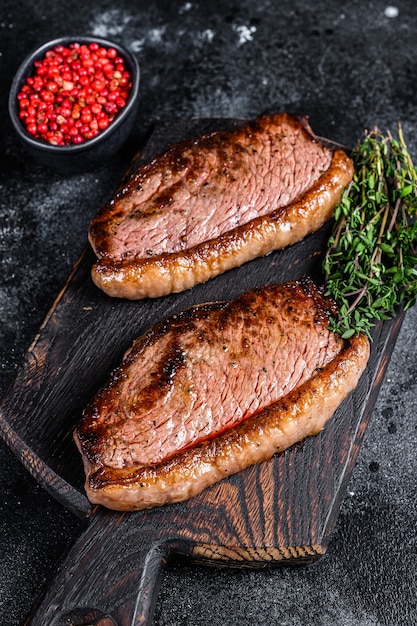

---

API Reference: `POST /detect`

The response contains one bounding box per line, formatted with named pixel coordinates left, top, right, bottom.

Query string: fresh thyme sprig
left=323, top=124, right=417, bottom=339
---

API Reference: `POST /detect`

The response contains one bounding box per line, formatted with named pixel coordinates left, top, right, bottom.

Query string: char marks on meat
left=89, top=113, right=354, bottom=299
left=75, top=279, right=370, bottom=511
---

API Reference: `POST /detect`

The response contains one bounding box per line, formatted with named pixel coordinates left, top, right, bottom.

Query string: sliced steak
left=74, top=279, right=370, bottom=511
left=89, top=113, right=353, bottom=299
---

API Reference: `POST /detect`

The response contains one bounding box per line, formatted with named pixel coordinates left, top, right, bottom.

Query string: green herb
left=323, top=124, right=417, bottom=339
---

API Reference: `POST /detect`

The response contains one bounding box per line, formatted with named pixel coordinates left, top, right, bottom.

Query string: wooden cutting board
left=0, top=119, right=404, bottom=625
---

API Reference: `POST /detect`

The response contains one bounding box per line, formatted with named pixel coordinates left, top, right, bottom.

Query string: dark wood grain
left=0, top=119, right=404, bottom=625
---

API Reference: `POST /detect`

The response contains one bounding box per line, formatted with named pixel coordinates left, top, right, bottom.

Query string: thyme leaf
left=323, top=124, right=417, bottom=339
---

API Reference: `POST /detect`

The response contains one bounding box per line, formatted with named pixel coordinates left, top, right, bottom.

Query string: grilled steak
left=74, top=279, right=370, bottom=511
left=89, top=113, right=353, bottom=299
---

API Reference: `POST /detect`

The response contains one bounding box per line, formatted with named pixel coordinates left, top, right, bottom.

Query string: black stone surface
left=1, top=1, right=416, bottom=624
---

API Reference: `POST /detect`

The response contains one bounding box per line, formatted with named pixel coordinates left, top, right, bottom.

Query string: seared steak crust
left=75, top=279, right=370, bottom=511
left=89, top=114, right=353, bottom=299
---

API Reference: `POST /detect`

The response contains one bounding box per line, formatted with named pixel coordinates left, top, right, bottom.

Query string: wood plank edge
left=0, top=408, right=92, bottom=520
left=188, top=542, right=325, bottom=568
left=319, top=313, right=405, bottom=546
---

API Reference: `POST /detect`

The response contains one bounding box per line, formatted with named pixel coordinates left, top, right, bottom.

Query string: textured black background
left=1, top=1, right=417, bottom=624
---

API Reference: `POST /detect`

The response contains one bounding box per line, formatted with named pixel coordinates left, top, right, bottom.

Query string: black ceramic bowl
left=8, top=36, right=140, bottom=173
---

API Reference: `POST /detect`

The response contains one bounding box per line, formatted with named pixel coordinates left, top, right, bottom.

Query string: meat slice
left=74, top=279, right=370, bottom=511
left=89, top=113, right=353, bottom=299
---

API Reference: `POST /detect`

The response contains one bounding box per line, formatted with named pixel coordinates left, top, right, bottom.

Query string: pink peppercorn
left=16, top=41, right=133, bottom=145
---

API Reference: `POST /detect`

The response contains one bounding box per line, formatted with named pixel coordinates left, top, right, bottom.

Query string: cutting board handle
left=28, top=506, right=179, bottom=626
